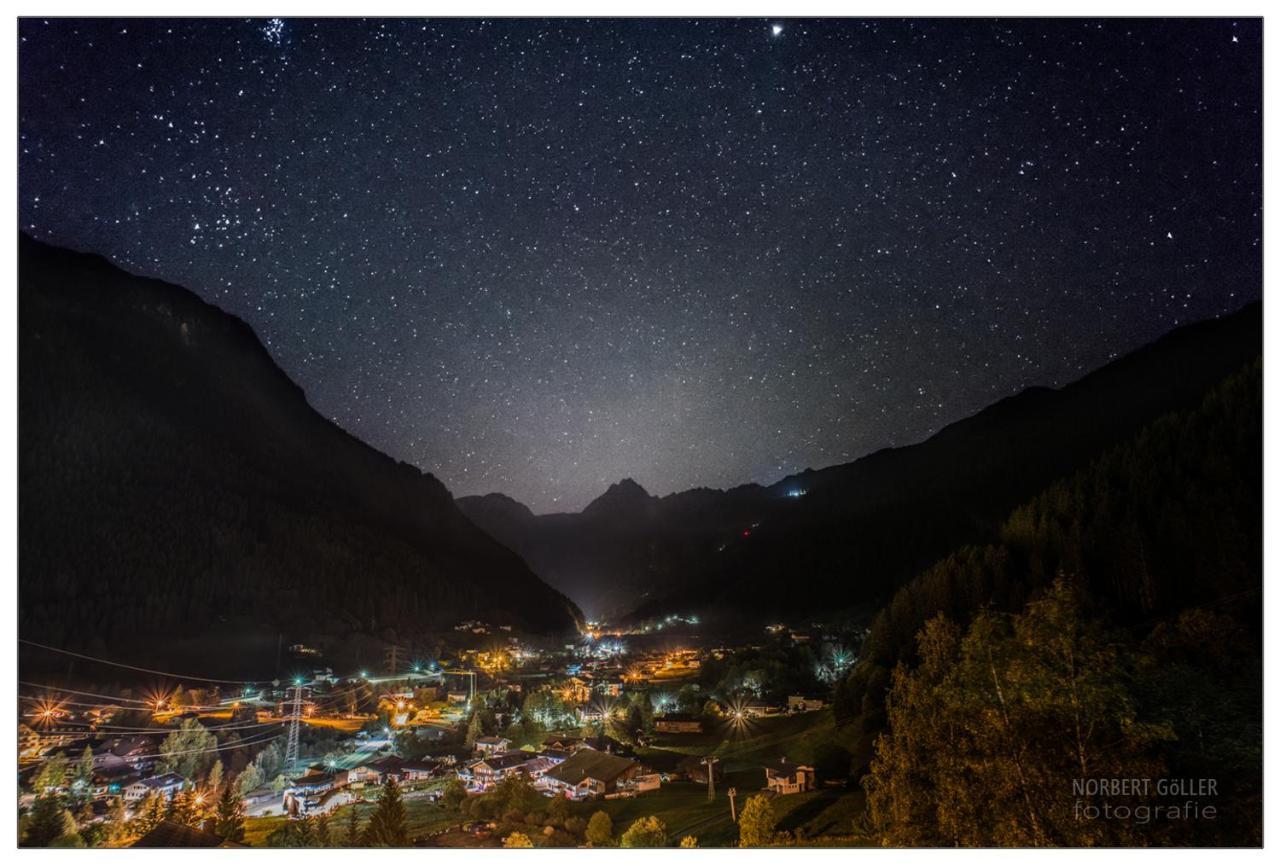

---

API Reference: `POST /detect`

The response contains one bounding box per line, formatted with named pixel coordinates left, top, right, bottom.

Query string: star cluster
left=18, top=18, right=1261, bottom=512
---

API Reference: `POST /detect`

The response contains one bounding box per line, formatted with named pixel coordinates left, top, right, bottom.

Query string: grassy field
left=242, top=791, right=457, bottom=846
left=595, top=709, right=874, bottom=846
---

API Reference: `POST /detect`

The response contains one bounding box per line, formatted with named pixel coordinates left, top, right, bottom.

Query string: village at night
left=13, top=13, right=1265, bottom=852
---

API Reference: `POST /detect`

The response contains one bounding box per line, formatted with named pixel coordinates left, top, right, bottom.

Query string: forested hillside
left=844, top=359, right=1261, bottom=845
left=19, top=236, right=582, bottom=659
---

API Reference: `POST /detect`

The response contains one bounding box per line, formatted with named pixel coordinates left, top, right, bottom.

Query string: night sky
left=18, top=18, right=1261, bottom=512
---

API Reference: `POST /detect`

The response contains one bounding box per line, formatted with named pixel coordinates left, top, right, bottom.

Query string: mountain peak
left=582, top=478, right=653, bottom=517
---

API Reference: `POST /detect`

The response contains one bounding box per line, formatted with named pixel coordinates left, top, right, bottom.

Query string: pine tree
left=344, top=804, right=361, bottom=846
left=213, top=784, right=245, bottom=842
left=235, top=763, right=263, bottom=797
left=313, top=814, right=332, bottom=847
left=23, top=794, right=67, bottom=847
left=72, top=746, right=96, bottom=803
left=362, top=777, right=409, bottom=846
left=464, top=712, right=482, bottom=749
left=132, top=792, right=168, bottom=837
left=207, top=759, right=224, bottom=795
left=102, top=798, right=131, bottom=847
left=32, top=754, right=68, bottom=794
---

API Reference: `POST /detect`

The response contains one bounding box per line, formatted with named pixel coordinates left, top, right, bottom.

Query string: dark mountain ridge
left=460, top=301, right=1262, bottom=622
left=18, top=235, right=583, bottom=660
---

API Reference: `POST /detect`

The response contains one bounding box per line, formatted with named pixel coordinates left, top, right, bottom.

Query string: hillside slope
left=18, top=235, right=582, bottom=659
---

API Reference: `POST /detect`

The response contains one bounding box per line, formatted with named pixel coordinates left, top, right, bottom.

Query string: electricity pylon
left=284, top=683, right=303, bottom=767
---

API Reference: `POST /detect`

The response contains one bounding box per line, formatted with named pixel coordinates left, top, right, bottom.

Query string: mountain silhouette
left=18, top=235, right=582, bottom=665
left=460, top=301, right=1262, bottom=624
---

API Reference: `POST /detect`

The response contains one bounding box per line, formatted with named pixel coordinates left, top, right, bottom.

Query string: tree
left=864, top=580, right=1173, bottom=846
left=313, top=814, right=332, bottom=847
left=620, top=815, right=667, bottom=848
left=213, top=784, right=245, bottom=842
left=158, top=718, right=218, bottom=780
left=491, top=773, right=541, bottom=815
left=680, top=835, right=699, bottom=847
left=166, top=787, right=198, bottom=826
left=23, top=794, right=69, bottom=847
left=71, top=746, right=96, bottom=802
left=131, top=792, right=168, bottom=837
left=362, top=777, right=409, bottom=846
left=547, top=794, right=572, bottom=825
left=102, top=797, right=132, bottom=847
left=464, top=711, right=483, bottom=749
left=441, top=778, right=467, bottom=811
left=504, top=831, right=534, bottom=847
left=32, top=754, right=69, bottom=794
left=207, top=759, right=224, bottom=794
left=343, top=804, right=361, bottom=846
left=235, top=763, right=263, bottom=797
left=585, top=810, right=614, bottom=847
left=738, top=794, right=779, bottom=846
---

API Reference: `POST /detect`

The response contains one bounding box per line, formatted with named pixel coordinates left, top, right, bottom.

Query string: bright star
left=772, top=24, right=784, bottom=37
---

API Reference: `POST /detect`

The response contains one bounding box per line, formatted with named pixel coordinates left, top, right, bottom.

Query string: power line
left=19, top=638, right=272, bottom=685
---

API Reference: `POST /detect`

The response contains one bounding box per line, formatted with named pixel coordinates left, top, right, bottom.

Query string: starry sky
left=18, top=18, right=1262, bottom=512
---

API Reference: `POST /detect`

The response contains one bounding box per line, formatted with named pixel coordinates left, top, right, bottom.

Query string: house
left=740, top=700, right=776, bottom=718
left=541, top=736, right=582, bottom=752
left=560, top=678, right=592, bottom=704
left=463, top=752, right=535, bottom=789
left=654, top=714, right=703, bottom=734
left=576, top=705, right=607, bottom=724
left=764, top=758, right=815, bottom=795
left=348, top=755, right=421, bottom=786
left=400, top=758, right=442, bottom=782
left=283, top=766, right=340, bottom=817
left=103, top=735, right=158, bottom=768
left=787, top=694, right=825, bottom=713
left=92, top=764, right=141, bottom=797
left=124, top=773, right=185, bottom=802
left=541, top=749, right=643, bottom=800
left=581, top=734, right=634, bottom=757
left=474, top=735, right=512, bottom=756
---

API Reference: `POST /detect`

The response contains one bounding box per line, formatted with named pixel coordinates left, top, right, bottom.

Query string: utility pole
left=702, top=756, right=719, bottom=801
left=284, top=683, right=302, bottom=769
left=728, top=787, right=738, bottom=822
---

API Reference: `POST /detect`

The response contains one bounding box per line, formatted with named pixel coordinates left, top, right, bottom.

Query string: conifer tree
left=362, top=777, right=409, bottom=846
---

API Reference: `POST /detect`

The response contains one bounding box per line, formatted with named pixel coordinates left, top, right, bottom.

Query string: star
left=15, top=19, right=1262, bottom=512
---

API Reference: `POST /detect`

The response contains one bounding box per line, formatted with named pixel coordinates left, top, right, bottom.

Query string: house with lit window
left=474, top=735, right=511, bottom=756
left=541, top=749, right=644, bottom=800
left=461, top=751, right=535, bottom=790
left=124, top=772, right=185, bottom=802
left=763, top=758, right=815, bottom=795
left=654, top=713, right=703, bottom=733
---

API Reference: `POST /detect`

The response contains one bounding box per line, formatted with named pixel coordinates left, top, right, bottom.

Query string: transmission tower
left=385, top=644, right=403, bottom=676
left=284, top=683, right=303, bottom=768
